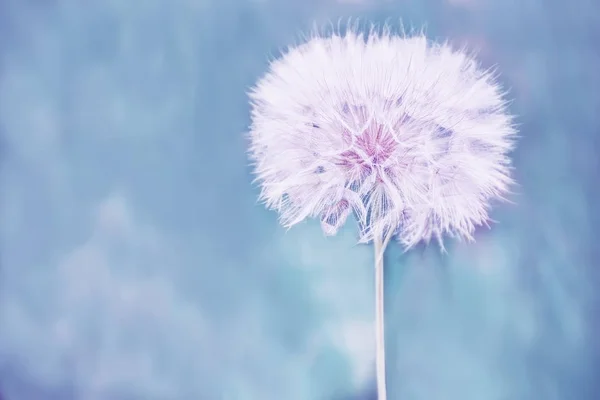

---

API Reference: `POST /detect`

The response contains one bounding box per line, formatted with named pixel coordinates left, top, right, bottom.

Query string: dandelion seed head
left=248, top=25, right=516, bottom=249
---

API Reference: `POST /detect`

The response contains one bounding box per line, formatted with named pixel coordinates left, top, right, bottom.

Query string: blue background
left=0, top=0, right=598, bottom=399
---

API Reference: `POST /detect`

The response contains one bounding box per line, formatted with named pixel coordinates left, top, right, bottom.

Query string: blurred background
left=0, top=0, right=598, bottom=399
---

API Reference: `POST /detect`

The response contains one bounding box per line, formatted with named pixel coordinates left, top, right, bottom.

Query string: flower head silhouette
left=249, top=27, right=515, bottom=248
left=247, top=24, right=516, bottom=400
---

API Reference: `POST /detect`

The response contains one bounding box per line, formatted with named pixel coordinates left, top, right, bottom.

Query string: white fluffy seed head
left=248, top=24, right=516, bottom=250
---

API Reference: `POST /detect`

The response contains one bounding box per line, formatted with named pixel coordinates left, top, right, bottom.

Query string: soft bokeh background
left=1, top=0, right=598, bottom=399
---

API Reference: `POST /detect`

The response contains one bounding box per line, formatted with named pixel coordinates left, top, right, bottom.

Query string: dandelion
left=247, top=22, right=516, bottom=400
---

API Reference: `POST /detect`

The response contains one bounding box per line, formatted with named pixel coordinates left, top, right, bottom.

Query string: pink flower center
left=336, top=121, right=397, bottom=181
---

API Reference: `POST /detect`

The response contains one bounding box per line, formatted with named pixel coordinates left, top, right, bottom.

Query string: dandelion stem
left=374, top=229, right=393, bottom=400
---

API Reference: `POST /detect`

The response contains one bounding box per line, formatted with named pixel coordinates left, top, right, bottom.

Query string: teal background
left=0, top=0, right=598, bottom=399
